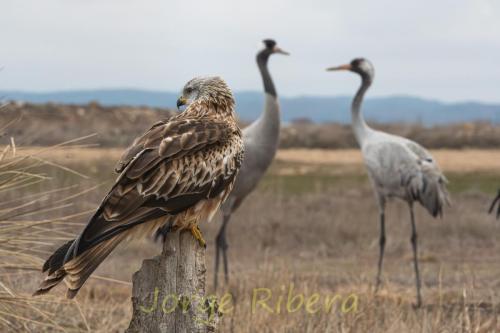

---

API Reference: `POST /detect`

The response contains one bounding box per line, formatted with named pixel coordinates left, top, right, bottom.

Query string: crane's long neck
left=253, top=50, right=280, bottom=141
left=257, top=50, right=277, bottom=98
left=351, top=75, right=372, bottom=144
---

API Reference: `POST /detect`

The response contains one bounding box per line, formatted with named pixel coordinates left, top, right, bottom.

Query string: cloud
left=0, top=0, right=499, bottom=102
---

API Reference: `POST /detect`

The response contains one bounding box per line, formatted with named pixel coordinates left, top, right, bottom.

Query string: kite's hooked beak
left=326, top=64, right=352, bottom=71
left=176, top=96, right=187, bottom=110
left=273, top=46, right=290, bottom=56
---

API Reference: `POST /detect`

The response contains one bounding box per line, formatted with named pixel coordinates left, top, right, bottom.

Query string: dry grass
left=18, top=147, right=500, bottom=173
left=1, top=146, right=500, bottom=332
left=0, top=140, right=133, bottom=332
left=208, top=190, right=500, bottom=332
left=276, top=148, right=500, bottom=173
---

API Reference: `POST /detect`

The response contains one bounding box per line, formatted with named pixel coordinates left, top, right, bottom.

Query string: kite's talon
left=190, top=225, right=206, bottom=248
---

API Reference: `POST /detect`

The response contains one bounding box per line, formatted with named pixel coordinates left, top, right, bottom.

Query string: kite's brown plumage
left=34, top=76, right=244, bottom=298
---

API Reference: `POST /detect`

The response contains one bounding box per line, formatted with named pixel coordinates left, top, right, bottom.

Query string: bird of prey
left=34, top=76, right=244, bottom=298
left=213, top=39, right=288, bottom=289
left=327, top=58, right=450, bottom=307
left=489, top=189, right=500, bottom=219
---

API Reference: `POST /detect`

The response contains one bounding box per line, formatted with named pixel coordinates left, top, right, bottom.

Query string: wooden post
left=126, top=230, right=218, bottom=333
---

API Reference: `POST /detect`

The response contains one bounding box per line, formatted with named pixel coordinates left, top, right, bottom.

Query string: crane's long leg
left=488, top=189, right=500, bottom=219
left=214, top=213, right=231, bottom=290
left=375, top=209, right=386, bottom=292
left=409, top=203, right=422, bottom=307
left=154, top=218, right=175, bottom=243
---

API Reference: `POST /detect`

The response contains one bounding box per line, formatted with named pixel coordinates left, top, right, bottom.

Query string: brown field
left=18, top=147, right=500, bottom=173
left=2, top=147, right=500, bottom=332
left=276, top=148, right=500, bottom=173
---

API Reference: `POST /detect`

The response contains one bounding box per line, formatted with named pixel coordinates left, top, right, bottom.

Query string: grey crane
left=489, top=189, right=500, bottom=219
left=213, top=39, right=289, bottom=289
left=327, top=58, right=450, bottom=307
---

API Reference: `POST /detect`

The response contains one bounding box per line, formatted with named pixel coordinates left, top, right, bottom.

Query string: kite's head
left=177, top=76, right=234, bottom=112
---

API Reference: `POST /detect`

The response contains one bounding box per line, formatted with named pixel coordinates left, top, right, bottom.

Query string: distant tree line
left=2, top=102, right=499, bottom=149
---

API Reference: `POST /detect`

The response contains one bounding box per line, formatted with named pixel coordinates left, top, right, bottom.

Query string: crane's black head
left=326, top=58, right=374, bottom=81
left=263, top=39, right=277, bottom=49
left=259, top=39, right=290, bottom=58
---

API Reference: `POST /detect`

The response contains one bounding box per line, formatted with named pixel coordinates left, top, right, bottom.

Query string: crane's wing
left=36, top=117, right=243, bottom=297
left=364, top=140, right=450, bottom=217
left=404, top=140, right=434, bottom=164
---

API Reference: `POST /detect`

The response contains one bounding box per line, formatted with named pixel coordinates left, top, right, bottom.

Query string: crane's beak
left=176, top=96, right=187, bottom=110
left=326, top=64, right=352, bottom=71
left=273, top=46, right=290, bottom=55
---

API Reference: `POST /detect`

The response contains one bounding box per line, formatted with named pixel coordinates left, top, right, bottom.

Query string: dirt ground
left=2, top=147, right=500, bottom=332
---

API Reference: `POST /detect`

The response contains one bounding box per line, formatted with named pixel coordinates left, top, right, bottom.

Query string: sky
left=1, top=0, right=500, bottom=103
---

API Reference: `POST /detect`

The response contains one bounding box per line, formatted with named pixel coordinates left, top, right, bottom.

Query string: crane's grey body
left=328, top=58, right=450, bottom=307
left=360, top=129, right=449, bottom=214
left=213, top=40, right=287, bottom=289
left=221, top=94, right=280, bottom=211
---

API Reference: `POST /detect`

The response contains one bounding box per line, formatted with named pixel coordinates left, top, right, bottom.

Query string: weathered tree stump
left=126, top=230, right=218, bottom=333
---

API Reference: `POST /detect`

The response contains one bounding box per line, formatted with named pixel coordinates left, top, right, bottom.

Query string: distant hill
left=1, top=89, right=499, bottom=125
